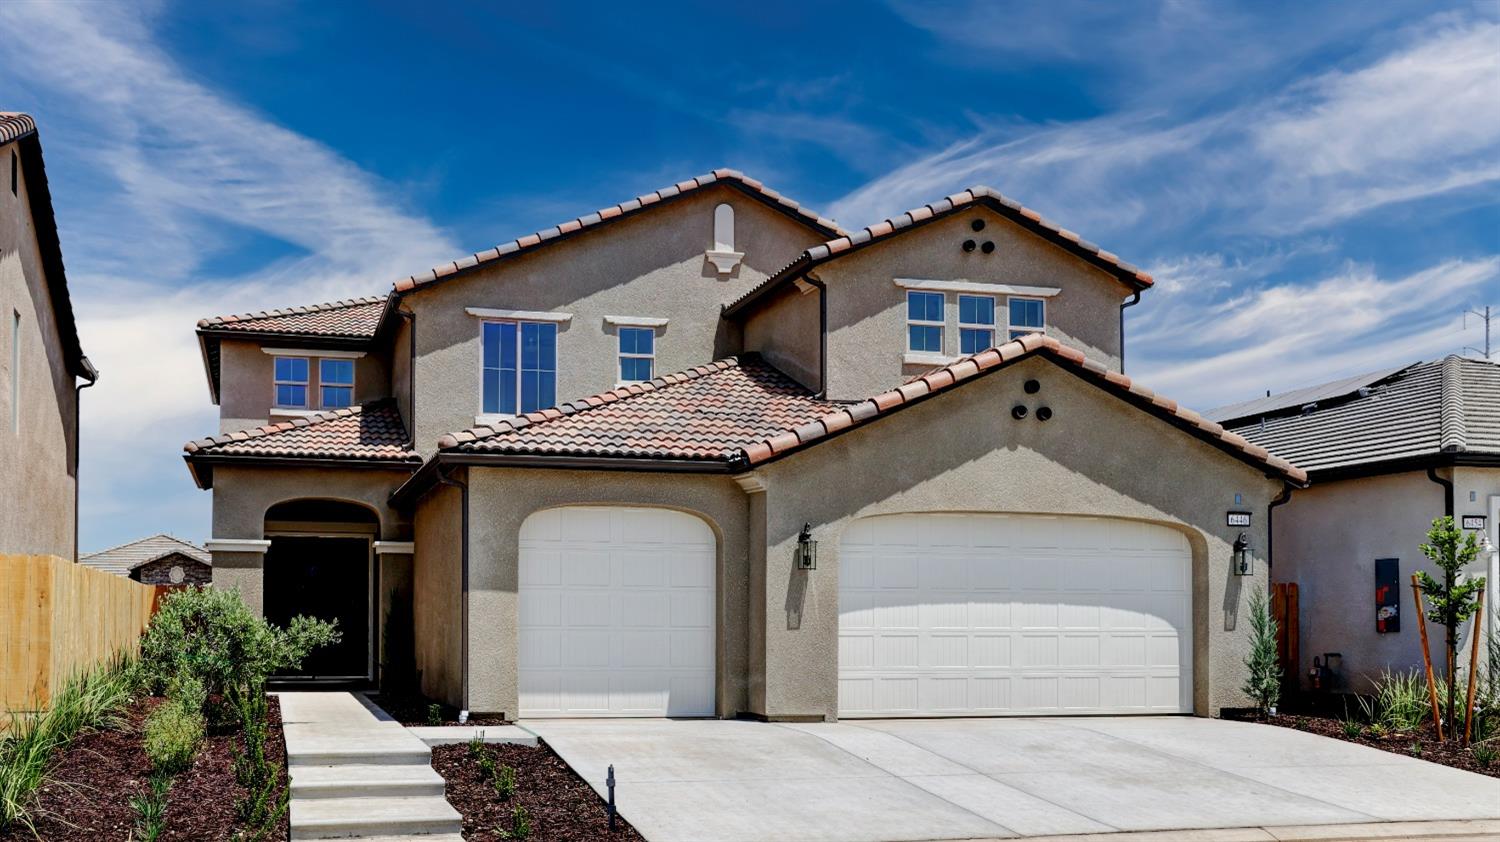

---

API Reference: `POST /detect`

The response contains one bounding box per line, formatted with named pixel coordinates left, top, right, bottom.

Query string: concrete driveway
left=521, top=716, right=1500, bottom=842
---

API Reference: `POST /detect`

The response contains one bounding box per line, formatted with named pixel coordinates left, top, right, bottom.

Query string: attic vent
left=1300, top=402, right=1318, bottom=416
left=706, top=203, right=743, bottom=275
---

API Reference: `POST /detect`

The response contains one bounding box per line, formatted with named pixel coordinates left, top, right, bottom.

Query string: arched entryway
left=263, top=499, right=379, bottom=680
left=518, top=505, right=717, bottom=717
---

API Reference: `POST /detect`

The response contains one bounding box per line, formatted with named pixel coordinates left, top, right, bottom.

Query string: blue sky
left=1, top=1, right=1496, bottom=551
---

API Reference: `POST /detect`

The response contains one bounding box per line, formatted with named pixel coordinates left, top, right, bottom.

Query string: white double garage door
left=519, top=507, right=1192, bottom=718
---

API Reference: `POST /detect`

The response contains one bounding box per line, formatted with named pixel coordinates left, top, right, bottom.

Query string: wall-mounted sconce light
left=1233, top=532, right=1252, bottom=576
left=796, top=522, right=818, bottom=570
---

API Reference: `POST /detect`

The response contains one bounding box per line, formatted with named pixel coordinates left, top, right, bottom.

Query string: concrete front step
left=287, top=746, right=434, bottom=767
left=289, top=794, right=462, bottom=840
left=289, top=763, right=446, bottom=800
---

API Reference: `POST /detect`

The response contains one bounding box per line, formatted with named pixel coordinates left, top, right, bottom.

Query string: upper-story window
left=906, top=291, right=944, bottom=353
left=1008, top=297, right=1046, bottom=340
left=482, top=321, right=557, bottom=415
left=618, top=327, right=655, bottom=383
left=320, top=359, right=354, bottom=409
left=273, top=357, right=309, bottom=408
left=958, top=295, right=996, bottom=355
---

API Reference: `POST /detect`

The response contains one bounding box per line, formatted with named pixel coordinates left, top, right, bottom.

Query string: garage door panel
left=840, top=513, right=1192, bottom=717
left=520, top=506, right=716, bottom=718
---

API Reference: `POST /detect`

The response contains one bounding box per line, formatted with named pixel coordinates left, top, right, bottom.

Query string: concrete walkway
left=279, top=692, right=461, bottom=841
left=523, top=716, right=1500, bottom=842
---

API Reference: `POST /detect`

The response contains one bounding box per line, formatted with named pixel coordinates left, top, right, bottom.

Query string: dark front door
left=263, top=536, right=371, bottom=678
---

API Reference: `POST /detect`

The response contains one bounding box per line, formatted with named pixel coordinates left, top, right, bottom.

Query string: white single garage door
left=839, top=513, right=1192, bottom=717
left=519, top=506, right=716, bottom=717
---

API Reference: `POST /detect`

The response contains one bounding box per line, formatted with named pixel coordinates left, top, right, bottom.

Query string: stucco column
left=374, top=542, right=416, bottom=692
left=205, top=539, right=272, bottom=616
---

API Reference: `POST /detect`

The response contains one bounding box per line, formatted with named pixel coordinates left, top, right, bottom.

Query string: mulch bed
left=1235, top=710, right=1499, bottom=778
left=432, top=740, right=645, bottom=842
left=0, top=694, right=290, bottom=842
left=366, top=692, right=510, bottom=727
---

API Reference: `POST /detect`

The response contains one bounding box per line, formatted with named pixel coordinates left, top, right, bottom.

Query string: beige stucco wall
left=415, top=354, right=1280, bottom=719
left=749, top=355, right=1280, bottom=719
left=1274, top=466, right=1500, bottom=691
left=769, top=209, right=1133, bottom=402
left=403, top=187, right=823, bottom=455
left=742, top=280, right=822, bottom=392
left=217, top=338, right=392, bottom=434
left=437, top=470, right=752, bottom=717
left=413, top=481, right=463, bottom=706
left=0, top=137, right=78, bottom=558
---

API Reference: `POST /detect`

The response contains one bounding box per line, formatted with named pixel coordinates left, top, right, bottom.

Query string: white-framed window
left=1008, top=297, right=1046, bottom=340
left=273, top=356, right=309, bottom=408
left=482, top=320, right=557, bottom=416
left=618, top=327, right=655, bottom=383
left=906, top=290, right=944, bottom=353
left=319, top=358, right=355, bottom=409
left=958, top=294, right=996, bottom=355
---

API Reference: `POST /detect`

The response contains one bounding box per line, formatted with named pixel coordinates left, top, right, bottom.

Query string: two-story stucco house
left=184, top=171, right=1305, bottom=721
left=1, top=112, right=97, bottom=560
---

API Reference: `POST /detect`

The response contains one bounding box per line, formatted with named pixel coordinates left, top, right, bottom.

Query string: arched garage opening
left=518, top=505, right=716, bottom=717
left=263, top=499, right=379, bottom=680
left=838, top=513, right=1193, bottom=717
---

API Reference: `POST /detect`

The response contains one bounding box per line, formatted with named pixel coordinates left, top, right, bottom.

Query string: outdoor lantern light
left=795, top=522, right=818, bottom=570
left=1233, top=532, right=1252, bottom=576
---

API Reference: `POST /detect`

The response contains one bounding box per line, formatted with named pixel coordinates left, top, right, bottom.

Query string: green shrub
left=144, top=697, right=204, bottom=774
left=1472, top=741, right=1497, bottom=768
left=1360, top=670, right=1430, bottom=732
left=130, top=772, right=171, bottom=842
left=229, top=685, right=287, bottom=840
left=0, top=656, right=138, bottom=830
left=1339, top=717, right=1363, bottom=739
left=140, top=586, right=340, bottom=707
left=499, top=804, right=532, bottom=839
left=1241, top=589, right=1280, bottom=716
left=494, top=764, right=517, bottom=800
left=426, top=703, right=442, bottom=727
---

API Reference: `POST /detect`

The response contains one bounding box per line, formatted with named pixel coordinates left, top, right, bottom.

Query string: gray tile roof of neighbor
left=82, top=534, right=210, bottom=577
left=1218, top=356, right=1500, bottom=475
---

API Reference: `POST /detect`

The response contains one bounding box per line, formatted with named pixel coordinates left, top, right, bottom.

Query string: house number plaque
left=1226, top=512, right=1252, bottom=528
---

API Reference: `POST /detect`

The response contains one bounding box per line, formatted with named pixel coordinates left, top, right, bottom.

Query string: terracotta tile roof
left=1221, top=355, right=1500, bottom=477
left=435, top=337, right=1306, bottom=485
left=83, top=534, right=209, bottom=577
left=197, top=296, right=389, bottom=338
left=441, top=355, right=838, bottom=460
left=724, top=186, right=1154, bottom=317
left=0, top=112, right=37, bottom=144
left=184, top=399, right=418, bottom=463
left=393, top=169, right=845, bottom=294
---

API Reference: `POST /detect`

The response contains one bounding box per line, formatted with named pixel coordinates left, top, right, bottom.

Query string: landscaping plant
left=0, top=655, right=138, bottom=830
left=143, top=687, right=206, bottom=774
left=426, top=702, right=443, bottom=727
left=494, top=763, right=517, bottom=800
left=1415, top=516, right=1486, bottom=739
left=228, top=683, right=289, bottom=840
left=499, top=804, right=533, bottom=839
left=129, top=772, right=172, bottom=842
left=1241, top=588, right=1281, bottom=716
left=1357, top=669, right=1430, bottom=732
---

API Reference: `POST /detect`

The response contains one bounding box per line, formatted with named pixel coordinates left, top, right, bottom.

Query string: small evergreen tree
left=1415, top=516, right=1486, bottom=740
left=1243, top=589, right=1281, bottom=716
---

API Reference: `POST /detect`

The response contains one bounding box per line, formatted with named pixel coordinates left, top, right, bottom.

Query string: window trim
left=957, top=294, right=997, bottom=355
left=479, top=318, right=559, bottom=418
left=905, top=290, right=945, bottom=354
left=272, top=355, right=310, bottom=409
left=1007, top=296, right=1047, bottom=340
left=617, top=326, right=657, bottom=385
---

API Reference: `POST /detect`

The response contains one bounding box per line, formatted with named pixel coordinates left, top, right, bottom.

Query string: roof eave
left=388, top=451, right=738, bottom=510
left=184, top=452, right=420, bottom=490
left=10, top=127, right=91, bottom=379
left=1306, top=451, right=1500, bottom=484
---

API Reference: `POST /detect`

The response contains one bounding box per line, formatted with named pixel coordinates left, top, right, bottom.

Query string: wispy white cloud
left=0, top=1, right=459, bottom=549
left=1130, top=256, right=1500, bottom=410
left=829, top=14, right=1500, bottom=240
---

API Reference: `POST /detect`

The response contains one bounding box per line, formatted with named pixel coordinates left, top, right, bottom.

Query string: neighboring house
left=0, top=112, right=97, bottom=560
left=82, top=534, right=212, bottom=586
left=1213, top=356, right=1500, bottom=692
left=184, top=170, right=1305, bottom=721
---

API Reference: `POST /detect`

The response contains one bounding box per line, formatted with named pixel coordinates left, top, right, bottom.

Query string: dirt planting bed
left=1250, top=711, right=1499, bottom=778
left=432, top=739, right=645, bottom=841
left=366, top=692, right=510, bottom=727
left=0, top=696, right=289, bottom=841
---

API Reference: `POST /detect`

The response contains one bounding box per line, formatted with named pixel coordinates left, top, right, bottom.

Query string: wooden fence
left=1, top=553, right=159, bottom=714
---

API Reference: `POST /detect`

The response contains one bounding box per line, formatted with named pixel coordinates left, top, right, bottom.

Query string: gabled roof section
left=2, top=113, right=94, bottom=380
left=421, top=335, right=1304, bottom=488
left=392, top=169, right=845, bottom=295
left=724, top=186, right=1154, bottom=318
left=82, top=534, right=209, bottom=577
left=1223, top=356, right=1500, bottom=478
left=195, top=296, right=389, bottom=404
left=183, top=399, right=420, bottom=489
left=197, top=295, right=389, bottom=338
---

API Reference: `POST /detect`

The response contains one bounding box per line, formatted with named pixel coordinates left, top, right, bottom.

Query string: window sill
left=271, top=406, right=359, bottom=419
left=904, top=352, right=958, bottom=366
left=474, top=413, right=517, bottom=427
